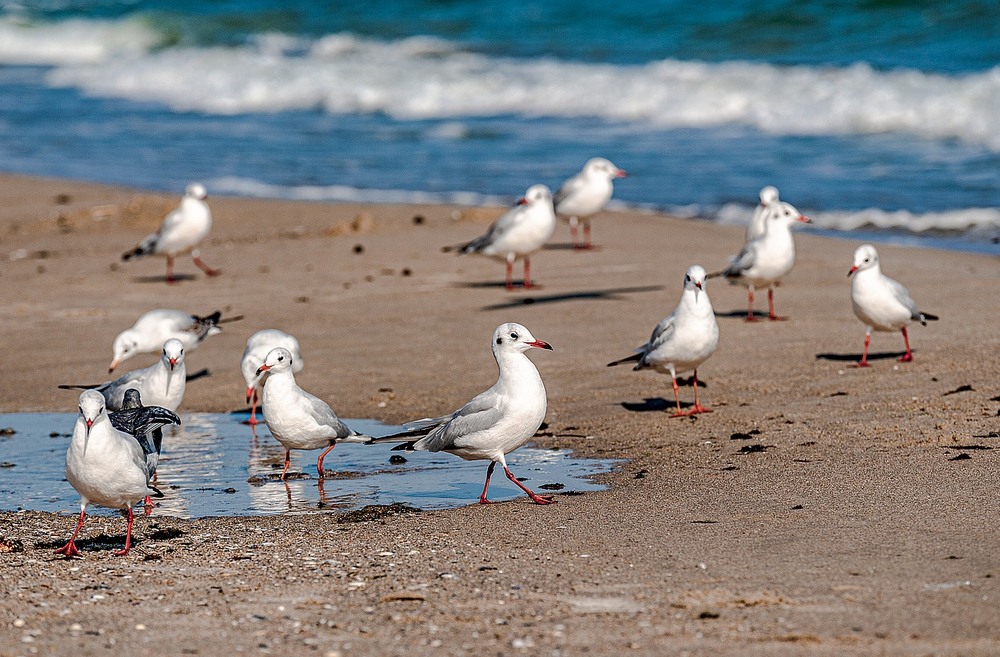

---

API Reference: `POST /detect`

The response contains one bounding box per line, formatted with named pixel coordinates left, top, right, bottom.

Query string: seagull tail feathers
left=58, top=383, right=99, bottom=391
left=122, top=233, right=158, bottom=261
left=607, top=353, right=642, bottom=368
left=919, top=311, right=939, bottom=325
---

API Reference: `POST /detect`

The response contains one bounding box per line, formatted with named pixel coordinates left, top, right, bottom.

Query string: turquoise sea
left=1, top=1, right=998, bottom=251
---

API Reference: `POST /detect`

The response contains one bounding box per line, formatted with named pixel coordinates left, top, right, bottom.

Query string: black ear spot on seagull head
left=496, top=337, right=503, bottom=345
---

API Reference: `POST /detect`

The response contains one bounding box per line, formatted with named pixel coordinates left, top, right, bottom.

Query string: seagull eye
left=510, top=332, right=518, bottom=340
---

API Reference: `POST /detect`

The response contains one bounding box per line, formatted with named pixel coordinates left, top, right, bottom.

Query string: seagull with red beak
left=370, top=323, right=556, bottom=505
left=55, top=390, right=161, bottom=558
left=241, top=329, right=304, bottom=426
left=553, top=157, right=627, bottom=249
left=59, top=338, right=187, bottom=412
left=609, top=265, right=719, bottom=417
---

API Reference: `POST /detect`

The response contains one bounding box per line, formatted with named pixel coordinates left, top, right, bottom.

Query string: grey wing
left=302, top=391, right=359, bottom=440
left=416, top=392, right=503, bottom=452
left=722, top=243, right=756, bottom=277
left=886, top=276, right=920, bottom=319
left=464, top=204, right=521, bottom=252
left=636, top=314, right=676, bottom=368
left=552, top=173, right=584, bottom=209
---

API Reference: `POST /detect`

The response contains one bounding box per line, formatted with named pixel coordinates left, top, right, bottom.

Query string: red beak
left=169, top=358, right=178, bottom=367
left=695, top=281, right=703, bottom=290
left=516, top=197, right=529, bottom=206
left=255, top=364, right=271, bottom=377
left=797, top=215, right=811, bottom=224
left=527, top=340, right=553, bottom=351
left=614, top=169, right=627, bottom=179
left=86, top=418, right=93, bottom=429
left=847, top=265, right=858, bottom=277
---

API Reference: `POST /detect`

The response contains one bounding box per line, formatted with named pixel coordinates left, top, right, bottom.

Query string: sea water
left=0, top=412, right=618, bottom=518
left=0, top=1, right=997, bottom=251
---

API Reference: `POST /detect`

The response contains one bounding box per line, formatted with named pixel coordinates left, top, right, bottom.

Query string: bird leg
left=568, top=216, right=580, bottom=248
left=143, top=496, right=154, bottom=517
left=745, top=286, right=757, bottom=322
left=112, top=507, right=135, bottom=556
left=767, top=287, right=785, bottom=321
left=246, top=389, right=263, bottom=426
left=689, top=370, right=712, bottom=415
left=192, top=253, right=221, bottom=277
left=165, top=255, right=176, bottom=285
left=852, top=330, right=872, bottom=368
left=505, top=260, right=515, bottom=291
left=54, top=509, right=86, bottom=557
left=522, top=257, right=539, bottom=289
left=316, top=443, right=336, bottom=480
left=280, top=449, right=292, bottom=480
left=478, top=462, right=498, bottom=504
left=581, top=222, right=594, bottom=250
left=503, top=466, right=555, bottom=505
left=899, top=327, right=913, bottom=362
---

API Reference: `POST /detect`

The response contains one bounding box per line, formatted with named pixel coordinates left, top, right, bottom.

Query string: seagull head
left=492, top=322, right=553, bottom=355
left=586, top=157, right=627, bottom=180
left=256, top=347, right=294, bottom=377
left=109, top=330, right=139, bottom=373
left=162, top=339, right=185, bottom=370
left=848, top=243, right=879, bottom=277
left=683, top=265, right=708, bottom=300
left=519, top=184, right=552, bottom=208
left=78, top=390, right=106, bottom=436
left=758, top=185, right=779, bottom=206
left=767, top=201, right=810, bottom=228
left=185, top=182, right=208, bottom=200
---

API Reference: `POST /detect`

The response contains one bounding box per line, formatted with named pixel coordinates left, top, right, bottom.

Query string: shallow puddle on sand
left=0, top=412, right=618, bottom=519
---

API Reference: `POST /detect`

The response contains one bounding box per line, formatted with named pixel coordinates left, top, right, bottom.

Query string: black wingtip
left=390, top=441, right=418, bottom=452
left=607, top=353, right=642, bottom=368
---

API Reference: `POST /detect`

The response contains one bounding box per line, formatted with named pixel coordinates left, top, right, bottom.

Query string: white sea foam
left=0, top=15, right=986, bottom=151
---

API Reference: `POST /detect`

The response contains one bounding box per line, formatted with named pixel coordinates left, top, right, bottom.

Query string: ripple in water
left=0, top=412, right=619, bottom=519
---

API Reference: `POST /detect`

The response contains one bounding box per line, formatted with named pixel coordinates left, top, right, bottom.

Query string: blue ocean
left=1, top=1, right=998, bottom=252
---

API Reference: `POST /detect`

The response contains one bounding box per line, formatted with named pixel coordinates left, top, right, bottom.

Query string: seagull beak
left=847, top=265, right=858, bottom=277
left=694, top=281, right=703, bottom=290
left=255, top=364, right=271, bottom=376
left=614, top=169, right=627, bottom=179
left=516, top=197, right=529, bottom=206
left=86, top=418, right=93, bottom=430
left=797, top=215, right=811, bottom=224
left=108, top=359, right=119, bottom=374
left=527, top=340, right=553, bottom=351
left=169, top=358, right=178, bottom=368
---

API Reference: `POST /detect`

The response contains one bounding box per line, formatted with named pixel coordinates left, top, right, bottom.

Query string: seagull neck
left=495, top=351, right=543, bottom=392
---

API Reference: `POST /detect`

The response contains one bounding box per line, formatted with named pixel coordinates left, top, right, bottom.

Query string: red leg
left=478, top=461, right=498, bottom=504
left=113, top=507, right=134, bottom=556
left=745, top=288, right=757, bottom=322
left=505, top=260, right=514, bottom=291
left=899, top=327, right=913, bottom=362
left=582, top=222, right=593, bottom=250
left=852, top=331, right=872, bottom=368
left=193, top=254, right=221, bottom=277
left=316, top=443, right=336, bottom=479
left=280, top=449, right=292, bottom=480
left=668, top=376, right=683, bottom=417
left=503, top=466, right=555, bottom=505
left=165, top=255, right=176, bottom=285
left=689, top=370, right=712, bottom=415
left=569, top=219, right=579, bottom=248
left=248, top=390, right=262, bottom=425
left=522, top=257, right=539, bottom=289
left=767, top=287, right=785, bottom=321
left=54, top=508, right=86, bottom=557
left=143, top=496, right=154, bottom=517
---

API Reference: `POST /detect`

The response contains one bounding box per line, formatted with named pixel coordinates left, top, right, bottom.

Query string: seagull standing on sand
left=241, top=329, right=304, bottom=425
left=55, top=390, right=161, bottom=557
left=745, top=185, right=780, bottom=242
left=608, top=265, right=719, bottom=417
left=370, top=323, right=555, bottom=505
left=109, top=308, right=230, bottom=372
left=553, top=157, right=627, bottom=249
left=458, top=184, right=556, bottom=290
left=109, top=389, right=181, bottom=513
left=256, top=347, right=369, bottom=479
left=848, top=243, right=938, bottom=367
left=60, top=338, right=186, bottom=412
left=715, top=200, right=810, bottom=321
left=122, top=182, right=220, bottom=284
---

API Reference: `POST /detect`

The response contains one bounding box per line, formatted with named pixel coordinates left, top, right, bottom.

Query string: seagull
left=848, top=244, right=938, bottom=366
left=370, top=323, right=555, bottom=505
left=54, top=390, right=162, bottom=557
left=457, top=184, right=556, bottom=290
left=109, top=389, right=181, bottom=513
left=714, top=199, right=810, bottom=321
left=553, top=157, right=627, bottom=249
left=255, top=347, right=369, bottom=479
left=608, top=265, right=719, bottom=417
left=745, top=185, right=780, bottom=242
left=241, top=329, right=305, bottom=425
left=59, top=339, right=186, bottom=412
left=109, top=308, right=236, bottom=372
left=122, top=182, right=220, bottom=284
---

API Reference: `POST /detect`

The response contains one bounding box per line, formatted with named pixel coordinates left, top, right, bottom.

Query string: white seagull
left=608, top=265, right=719, bottom=417
left=716, top=199, right=810, bottom=321
left=109, top=308, right=230, bottom=372
left=745, top=185, right=780, bottom=242
left=458, top=184, right=556, bottom=290
left=60, top=339, right=187, bottom=412
left=553, top=157, right=627, bottom=249
left=370, top=322, right=555, bottom=505
left=122, top=182, right=220, bottom=284
left=848, top=243, right=938, bottom=366
left=256, top=347, right=369, bottom=479
left=55, top=390, right=161, bottom=557
left=241, top=329, right=305, bottom=426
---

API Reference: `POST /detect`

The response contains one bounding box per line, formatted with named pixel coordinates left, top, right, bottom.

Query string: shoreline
left=1, top=172, right=998, bottom=656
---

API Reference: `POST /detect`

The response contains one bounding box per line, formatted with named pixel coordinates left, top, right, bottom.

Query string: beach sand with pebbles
left=1, top=173, right=998, bottom=656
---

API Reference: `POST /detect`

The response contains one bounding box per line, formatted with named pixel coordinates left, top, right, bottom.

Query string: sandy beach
left=1, top=172, right=998, bottom=656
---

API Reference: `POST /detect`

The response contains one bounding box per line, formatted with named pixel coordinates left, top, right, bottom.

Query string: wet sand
left=1, top=173, right=998, bottom=656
